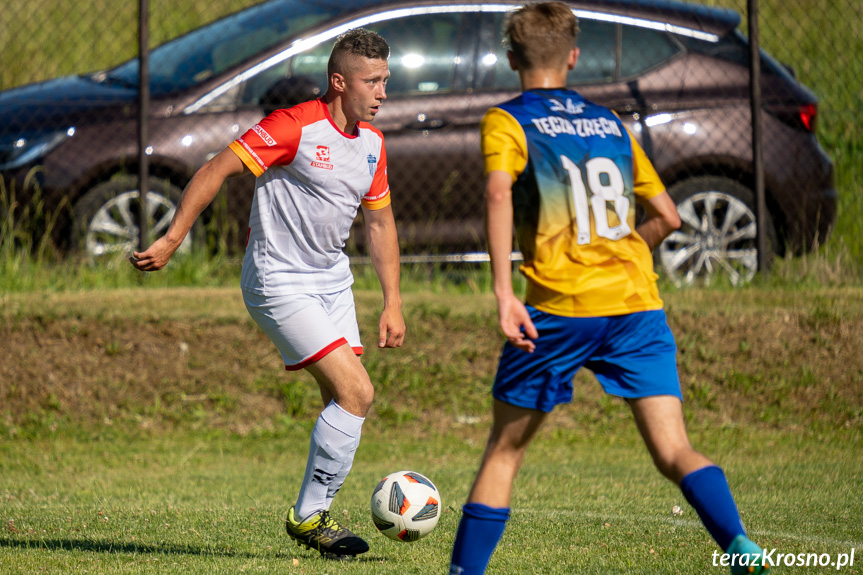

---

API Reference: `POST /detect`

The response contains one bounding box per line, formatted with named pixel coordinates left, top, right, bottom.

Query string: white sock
left=294, top=401, right=364, bottom=519
left=325, top=429, right=361, bottom=510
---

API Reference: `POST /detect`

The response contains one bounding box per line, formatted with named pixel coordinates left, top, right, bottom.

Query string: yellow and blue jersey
left=482, top=89, right=667, bottom=317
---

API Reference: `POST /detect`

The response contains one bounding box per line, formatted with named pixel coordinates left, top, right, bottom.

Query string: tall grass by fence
left=1, top=0, right=861, bottom=280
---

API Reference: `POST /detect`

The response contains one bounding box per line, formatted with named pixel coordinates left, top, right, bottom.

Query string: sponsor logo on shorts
left=252, top=124, right=277, bottom=146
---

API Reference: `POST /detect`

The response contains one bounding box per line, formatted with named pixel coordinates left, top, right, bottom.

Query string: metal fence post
left=748, top=0, right=768, bottom=273
left=137, top=0, right=150, bottom=252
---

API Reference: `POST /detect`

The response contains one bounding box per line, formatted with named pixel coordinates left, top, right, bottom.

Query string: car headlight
left=0, top=128, right=74, bottom=170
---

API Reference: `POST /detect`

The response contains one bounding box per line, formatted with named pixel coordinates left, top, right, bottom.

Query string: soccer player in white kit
left=130, top=29, right=404, bottom=558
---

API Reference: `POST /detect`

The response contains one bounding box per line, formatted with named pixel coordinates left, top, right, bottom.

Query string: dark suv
left=0, top=0, right=835, bottom=285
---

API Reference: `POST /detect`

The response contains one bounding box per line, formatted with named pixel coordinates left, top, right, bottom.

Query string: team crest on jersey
left=311, top=145, right=334, bottom=170
left=548, top=98, right=586, bottom=115
left=367, top=154, right=377, bottom=176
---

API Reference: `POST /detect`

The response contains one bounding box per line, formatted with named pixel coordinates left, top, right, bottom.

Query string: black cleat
left=285, top=506, right=369, bottom=558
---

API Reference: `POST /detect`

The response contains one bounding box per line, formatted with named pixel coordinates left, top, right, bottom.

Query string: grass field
left=1, top=2, right=862, bottom=571
left=1, top=426, right=860, bottom=574
left=1, top=287, right=861, bottom=573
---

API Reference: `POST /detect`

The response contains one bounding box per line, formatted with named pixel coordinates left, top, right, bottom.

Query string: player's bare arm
left=486, top=170, right=538, bottom=353
left=636, top=190, right=682, bottom=251
left=130, top=148, right=247, bottom=271
left=363, top=203, right=405, bottom=348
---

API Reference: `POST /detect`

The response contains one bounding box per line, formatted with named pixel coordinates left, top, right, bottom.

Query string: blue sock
left=449, top=503, right=510, bottom=575
left=680, top=465, right=746, bottom=551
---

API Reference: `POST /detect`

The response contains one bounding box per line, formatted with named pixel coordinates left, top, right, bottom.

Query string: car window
left=367, top=13, right=463, bottom=95
left=620, top=25, right=681, bottom=78
left=480, top=14, right=617, bottom=90
left=107, top=0, right=341, bottom=96
left=677, top=30, right=747, bottom=67
left=570, top=19, right=617, bottom=83
left=236, top=12, right=464, bottom=109
left=238, top=60, right=322, bottom=111
left=289, top=44, right=330, bottom=87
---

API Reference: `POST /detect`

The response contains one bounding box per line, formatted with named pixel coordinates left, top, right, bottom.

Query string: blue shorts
left=492, top=308, right=681, bottom=412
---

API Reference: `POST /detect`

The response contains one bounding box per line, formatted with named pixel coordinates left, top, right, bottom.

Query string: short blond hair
left=505, top=2, right=580, bottom=70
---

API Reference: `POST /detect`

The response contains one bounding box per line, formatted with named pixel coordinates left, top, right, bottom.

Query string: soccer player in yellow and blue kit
left=449, top=3, right=769, bottom=574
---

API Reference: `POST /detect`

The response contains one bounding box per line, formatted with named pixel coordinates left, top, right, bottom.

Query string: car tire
left=656, top=176, right=775, bottom=286
left=73, top=175, right=195, bottom=262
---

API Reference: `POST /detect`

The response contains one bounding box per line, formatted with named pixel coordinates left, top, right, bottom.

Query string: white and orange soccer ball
left=370, top=470, right=441, bottom=542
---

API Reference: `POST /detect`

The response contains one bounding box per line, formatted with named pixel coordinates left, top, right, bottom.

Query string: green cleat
left=727, top=535, right=770, bottom=575
left=285, top=506, right=369, bottom=559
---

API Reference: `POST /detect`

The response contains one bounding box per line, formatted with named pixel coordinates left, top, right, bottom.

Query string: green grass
left=2, top=6, right=863, bottom=568
left=0, top=249, right=242, bottom=293
left=1, top=426, right=860, bottom=574
left=2, top=284, right=862, bottom=572
left=0, top=0, right=262, bottom=91
left=2, top=248, right=860, bottom=294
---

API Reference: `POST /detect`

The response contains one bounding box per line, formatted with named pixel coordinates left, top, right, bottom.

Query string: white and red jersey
left=229, top=98, right=391, bottom=295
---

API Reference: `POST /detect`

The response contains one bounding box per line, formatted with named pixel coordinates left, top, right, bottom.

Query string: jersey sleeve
left=481, top=107, right=528, bottom=179
left=361, top=134, right=391, bottom=210
left=229, top=108, right=304, bottom=177
left=624, top=126, right=666, bottom=200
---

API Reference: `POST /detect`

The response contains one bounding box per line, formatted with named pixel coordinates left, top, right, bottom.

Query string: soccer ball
left=370, top=470, right=442, bottom=542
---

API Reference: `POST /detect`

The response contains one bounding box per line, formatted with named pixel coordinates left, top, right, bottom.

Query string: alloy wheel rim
left=658, top=191, right=759, bottom=286
left=85, top=189, right=188, bottom=259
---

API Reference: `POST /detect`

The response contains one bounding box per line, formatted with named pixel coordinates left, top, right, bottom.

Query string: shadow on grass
left=0, top=537, right=256, bottom=558
left=0, top=537, right=386, bottom=563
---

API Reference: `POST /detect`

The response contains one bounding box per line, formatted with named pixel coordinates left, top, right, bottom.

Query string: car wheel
left=73, top=176, right=193, bottom=261
left=657, top=176, right=775, bottom=286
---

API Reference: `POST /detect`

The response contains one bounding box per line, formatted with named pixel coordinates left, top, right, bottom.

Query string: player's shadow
left=0, top=537, right=386, bottom=563
left=0, top=537, right=254, bottom=558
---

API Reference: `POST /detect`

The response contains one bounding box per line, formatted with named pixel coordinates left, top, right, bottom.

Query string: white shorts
left=243, top=288, right=363, bottom=371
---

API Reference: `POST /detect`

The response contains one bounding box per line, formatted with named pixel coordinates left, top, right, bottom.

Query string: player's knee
left=358, top=380, right=375, bottom=411
left=331, top=377, right=374, bottom=416
left=651, top=456, right=679, bottom=481
left=344, top=371, right=374, bottom=411
left=486, top=435, right=530, bottom=465
left=651, top=445, right=709, bottom=483
left=648, top=445, right=683, bottom=474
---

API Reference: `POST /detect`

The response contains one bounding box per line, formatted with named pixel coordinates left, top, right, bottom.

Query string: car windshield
left=102, top=0, right=344, bottom=96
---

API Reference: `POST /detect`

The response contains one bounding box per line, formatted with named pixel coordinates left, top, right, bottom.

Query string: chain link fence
left=1, top=0, right=860, bottom=284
